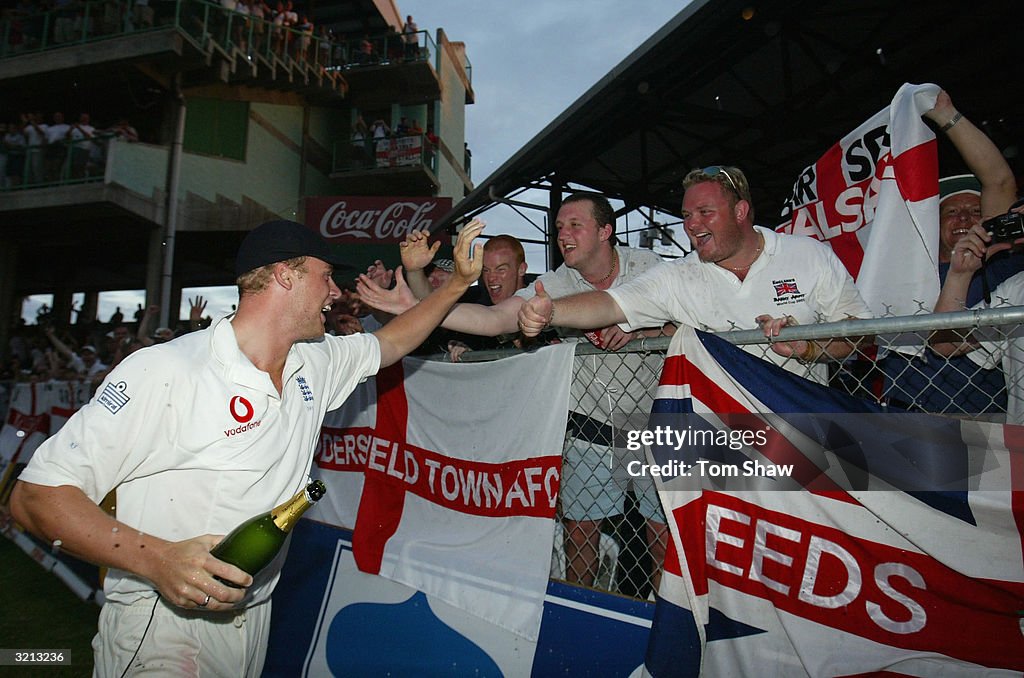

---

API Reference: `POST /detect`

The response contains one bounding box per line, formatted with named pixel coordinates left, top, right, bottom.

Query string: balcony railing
left=333, top=132, right=438, bottom=175
left=0, top=0, right=340, bottom=74
left=0, top=0, right=471, bottom=87
left=1, top=132, right=120, bottom=191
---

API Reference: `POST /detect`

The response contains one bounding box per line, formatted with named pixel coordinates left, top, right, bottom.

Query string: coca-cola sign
left=306, top=196, right=452, bottom=243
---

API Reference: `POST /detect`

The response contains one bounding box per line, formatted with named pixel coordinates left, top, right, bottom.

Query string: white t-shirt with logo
left=19, top=317, right=380, bottom=605
left=607, top=226, right=871, bottom=377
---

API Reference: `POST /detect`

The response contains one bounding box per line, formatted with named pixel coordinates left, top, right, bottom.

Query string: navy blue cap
left=235, top=220, right=346, bottom=276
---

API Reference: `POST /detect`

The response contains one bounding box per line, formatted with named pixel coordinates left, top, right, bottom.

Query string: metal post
left=159, top=76, right=186, bottom=328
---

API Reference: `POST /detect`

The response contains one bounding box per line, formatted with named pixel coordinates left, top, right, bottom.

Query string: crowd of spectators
left=2, top=296, right=208, bottom=386
left=348, top=112, right=437, bottom=169
left=1, top=110, right=138, bottom=188
left=0, top=1, right=424, bottom=72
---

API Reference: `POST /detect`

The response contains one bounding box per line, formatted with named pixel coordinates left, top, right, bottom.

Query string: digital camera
left=984, top=211, right=1024, bottom=244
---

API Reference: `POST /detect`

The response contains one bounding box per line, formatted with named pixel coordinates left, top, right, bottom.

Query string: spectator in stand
left=100, top=0, right=122, bottom=35
left=68, top=112, right=97, bottom=178
left=22, top=111, right=47, bottom=185
left=102, top=323, right=132, bottom=366
left=425, top=258, right=454, bottom=290
left=446, top=234, right=557, bottom=361
left=109, top=118, right=139, bottom=143
left=249, top=0, right=267, bottom=54
left=408, top=119, right=424, bottom=137
left=43, top=325, right=109, bottom=382
left=880, top=90, right=1020, bottom=415
left=295, top=13, right=313, bottom=62
left=350, top=114, right=369, bottom=167
left=3, top=119, right=26, bottom=187
left=53, top=0, right=77, bottom=43
left=14, top=0, right=40, bottom=50
left=402, top=14, right=419, bottom=60
left=370, top=117, right=390, bottom=155
left=135, top=304, right=161, bottom=347
left=316, top=25, right=332, bottom=67
left=109, top=306, right=124, bottom=325
left=233, top=0, right=251, bottom=52
left=930, top=207, right=1024, bottom=424
left=395, top=117, right=409, bottom=136
left=355, top=33, right=375, bottom=64
left=44, top=111, right=70, bottom=181
left=270, top=1, right=285, bottom=55
left=133, top=0, right=154, bottom=29
left=281, top=0, right=298, bottom=56
left=188, top=295, right=208, bottom=332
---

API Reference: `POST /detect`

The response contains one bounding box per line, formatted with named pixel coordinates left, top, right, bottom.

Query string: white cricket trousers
left=93, top=596, right=271, bottom=677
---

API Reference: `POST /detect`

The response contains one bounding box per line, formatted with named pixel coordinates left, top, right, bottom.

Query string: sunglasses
left=701, top=165, right=742, bottom=199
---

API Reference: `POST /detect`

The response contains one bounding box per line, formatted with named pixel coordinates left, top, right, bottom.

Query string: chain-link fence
left=4, top=306, right=1022, bottom=601
left=449, top=304, right=1024, bottom=600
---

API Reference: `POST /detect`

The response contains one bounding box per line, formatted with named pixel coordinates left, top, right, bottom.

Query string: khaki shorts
left=93, top=595, right=271, bottom=677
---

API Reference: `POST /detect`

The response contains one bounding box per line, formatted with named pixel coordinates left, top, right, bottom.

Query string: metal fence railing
left=333, top=132, right=438, bottom=175
left=0, top=0, right=470, bottom=86
left=3, top=306, right=1022, bottom=600
left=2, top=132, right=116, bottom=191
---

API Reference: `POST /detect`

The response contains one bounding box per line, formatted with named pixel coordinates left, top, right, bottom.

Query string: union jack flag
left=773, top=281, right=800, bottom=297
left=643, top=327, right=1024, bottom=677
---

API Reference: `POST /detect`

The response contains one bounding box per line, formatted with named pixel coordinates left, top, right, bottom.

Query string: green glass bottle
left=210, top=479, right=326, bottom=587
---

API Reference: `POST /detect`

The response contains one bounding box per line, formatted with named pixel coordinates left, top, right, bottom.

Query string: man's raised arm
left=518, top=281, right=627, bottom=336
left=372, top=220, right=485, bottom=366
left=358, top=268, right=526, bottom=337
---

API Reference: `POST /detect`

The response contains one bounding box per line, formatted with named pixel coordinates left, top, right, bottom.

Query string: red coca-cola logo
left=320, top=200, right=437, bottom=240
left=307, top=197, right=451, bottom=243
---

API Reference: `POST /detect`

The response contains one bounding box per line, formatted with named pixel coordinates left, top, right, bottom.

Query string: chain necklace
left=721, top=233, right=764, bottom=272
left=589, top=249, right=619, bottom=286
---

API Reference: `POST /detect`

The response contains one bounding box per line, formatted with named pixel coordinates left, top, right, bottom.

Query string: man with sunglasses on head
left=518, top=166, right=872, bottom=382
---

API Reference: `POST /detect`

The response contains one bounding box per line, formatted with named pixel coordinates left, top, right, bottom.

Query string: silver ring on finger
left=199, top=594, right=211, bottom=607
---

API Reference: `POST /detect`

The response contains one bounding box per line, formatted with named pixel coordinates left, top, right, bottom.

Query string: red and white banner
left=777, top=82, right=941, bottom=318
left=312, top=378, right=377, bottom=530
left=306, top=196, right=452, bottom=244
left=375, top=136, right=424, bottom=168
left=644, top=328, right=1024, bottom=677
left=316, top=344, right=574, bottom=640
left=0, top=381, right=91, bottom=468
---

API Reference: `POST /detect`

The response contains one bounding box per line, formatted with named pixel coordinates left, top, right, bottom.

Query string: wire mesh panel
left=453, top=305, right=1024, bottom=599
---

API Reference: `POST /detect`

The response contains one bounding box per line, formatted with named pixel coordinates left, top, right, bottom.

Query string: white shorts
left=93, top=595, right=271, bottom=677
left=561, top=437, right=664, bottom=522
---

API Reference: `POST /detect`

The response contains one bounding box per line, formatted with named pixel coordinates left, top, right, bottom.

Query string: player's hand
left=357, top=266, right=418, bottom=314
left=146, top=535, right=250, bottom=611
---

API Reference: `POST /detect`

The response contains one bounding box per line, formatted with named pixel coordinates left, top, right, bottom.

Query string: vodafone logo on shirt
left=225, top=395, right=262, bottom=437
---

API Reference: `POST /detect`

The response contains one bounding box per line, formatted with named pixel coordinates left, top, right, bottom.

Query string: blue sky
left=22, top=1, right=687, bottom=325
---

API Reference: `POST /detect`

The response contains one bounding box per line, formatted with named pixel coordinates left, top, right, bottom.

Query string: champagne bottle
left=210, top=479, right=326, bottom=587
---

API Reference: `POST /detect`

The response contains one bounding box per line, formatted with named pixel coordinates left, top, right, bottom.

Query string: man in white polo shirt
left=10, top=218, right=484, bottom=676
left=518, top=166, right=871, bottom=380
